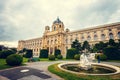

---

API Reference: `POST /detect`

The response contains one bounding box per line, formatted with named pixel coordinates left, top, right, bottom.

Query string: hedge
left=0, top=50, right=15, bottom=59
left=103, top=46, right=120, bottom=60
left=39, top=49, right=48, bottom=58
left=24, top=49, right=33, bottom=58
left=55, top=49, right=61, bottom=58
left=66, top=48, right=79, bottom=59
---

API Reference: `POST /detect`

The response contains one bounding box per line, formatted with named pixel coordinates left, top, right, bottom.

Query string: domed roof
left=53, top=17, right=62, bottom=24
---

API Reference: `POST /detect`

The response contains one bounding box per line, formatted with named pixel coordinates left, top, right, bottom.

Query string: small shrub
left=39, top=49, right=48, bottom=58
left=6, top=54, right=23, bottom=66
left=95, top=54, right=107, bottom=61
left=28, top=57, right=40, bottom=62
left=49, top=55, right=55, bottom=60
left=0, top=50, right=15, bottom=59
left=57, top=54, right=63, bottom=59
left=74, top=54, right=80, bottom=60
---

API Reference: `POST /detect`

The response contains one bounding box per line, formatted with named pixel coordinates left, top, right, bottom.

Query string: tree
left=108, top=39, right=116, bottom=46
left=0, top=50, right=15, bottom=59
left=82, top=41, right=90, bottom=51
left=10, top=48, right=17, bottom=53
left=93, top=41, right=107, bottom=52
left=71, top=39, right=82, bottom=52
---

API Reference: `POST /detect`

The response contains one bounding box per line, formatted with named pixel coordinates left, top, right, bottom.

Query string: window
left=94, top=35, right=98, bottom=41
left=54, top=26, right=56, bottom=31
left=59, top=25, right=61, bottom=28
left=118, top=32, right=120, bottom=39
left=81, top=36, right=84, bottom=41
left=87, top=36, right=91, bottom=41
left=66, top=39, right=68, bottom=44
left=109, top=33, right=114, bottom=39
left=101, top=34, right=105, bottom=40
left=70, top=38, right=73, bottom=43
left=109, top=29, right=112, bottom=31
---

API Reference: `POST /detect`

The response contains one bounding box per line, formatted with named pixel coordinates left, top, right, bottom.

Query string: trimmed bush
left=95, top=54, right=107, bottom=61
left=57, top=54, right=63, bottom=59
left=55, top=49, right=61, bottom=58
left=39, top=49, right=48, bottom=58
left=49, top=55, right=55, bottom=60
left=28, top=57, right=40, bottom=62
left=24, top=49, right=33, bottom=58
left=66, top=48, right=79, bottom=59
left=103, top=46, right=120, bottom=60
left=6, top=54, right=23, bottom=66
left=74, top=54, right=80, bottom=60
left=0, top=50, right=15, bottom=59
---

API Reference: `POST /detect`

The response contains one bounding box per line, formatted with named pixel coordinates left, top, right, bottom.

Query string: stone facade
left=17, top=18, right=120, bottom=57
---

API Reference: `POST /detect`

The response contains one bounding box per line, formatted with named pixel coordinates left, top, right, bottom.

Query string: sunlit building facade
left=17, top=18, right=120, bottom=57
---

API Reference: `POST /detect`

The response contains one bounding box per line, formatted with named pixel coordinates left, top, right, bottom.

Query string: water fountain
left=79, top=53, right=92, bottom=70
left=58, top=50, right=120, bottom=75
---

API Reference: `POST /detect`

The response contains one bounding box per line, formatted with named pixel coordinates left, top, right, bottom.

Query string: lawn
left=48, top=63, right=120, bottom=80
left=0, top=58, right=28, bottom=70
left=0, top=59, right=12, bottom=70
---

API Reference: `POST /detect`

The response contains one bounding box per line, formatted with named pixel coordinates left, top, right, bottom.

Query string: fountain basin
left=58, top=62, right=120, bottom=75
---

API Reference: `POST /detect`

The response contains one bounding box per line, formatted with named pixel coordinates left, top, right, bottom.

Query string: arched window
left=66, top=39, right=68, bottom=44
left=94, top=35, right=98, bottom=41
left=118, top=32, right=120, bottom=39
left=101, top=34, right=105, bottom=40
left=54, top=26, right=56, bottom=31
left=87, top=36, right=91, bottom=41
left=109, top=33, right=114, bottom=39
left=81, top=36, right=84, bottom=41
left=70, top=38, right=73, bottom=43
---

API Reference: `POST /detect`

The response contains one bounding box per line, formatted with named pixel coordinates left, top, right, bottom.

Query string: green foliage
left=82, top=41, right=90, bottom=51
left=108, top=39, right=116, bottom=46
left=66, top=48, right=79, bottom=59
left=55, top=49, right=61, bottom=58
left=28, top=57, right=40, bottom=62
left=39, top=49, right=48, bottom=58
left=0, top=50, right=15, bottom=59
left=71, top=39, right=82, bottom=51
left=6, top=54, right=23, bottom=66
left=24, top=49, right=33, bottom=58
left=57, top=54, right=63, bottom=59
left=10, top=48, right=17, bottom=53
left=93, top=41, right=107, bottom=52
left=95, top=54, right=107, bottom=61
left=49, top=55, right=55, bottom=60
left=103, top=46, right=120, bottom=60
left=74, top=54, right=80, bottom=60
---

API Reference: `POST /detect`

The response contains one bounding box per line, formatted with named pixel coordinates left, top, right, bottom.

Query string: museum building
left=17, top=18, right=120, bottom=57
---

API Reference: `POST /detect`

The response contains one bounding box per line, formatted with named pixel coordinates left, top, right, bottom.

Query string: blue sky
left=0, top=0, right=120, bottom=47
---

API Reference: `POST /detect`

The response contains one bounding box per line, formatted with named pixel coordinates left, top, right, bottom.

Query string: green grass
left=0, top=58, right=28, bottom=70
left=105, top=60, right=120, bottom=63
left=0, top=59, right=12, bottom=70
left=48, top=63, right=120, bottom=80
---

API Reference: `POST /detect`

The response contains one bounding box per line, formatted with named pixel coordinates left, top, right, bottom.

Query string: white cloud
left=0, top=0, right=120, bottom=47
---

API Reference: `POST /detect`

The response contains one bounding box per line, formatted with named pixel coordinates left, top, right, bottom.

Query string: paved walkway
left=0, top=61, right=120, bottom=80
